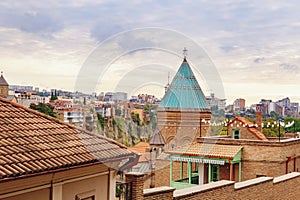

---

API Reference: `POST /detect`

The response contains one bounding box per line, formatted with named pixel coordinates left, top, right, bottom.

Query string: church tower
left=0, top=72, right=9, bottom=98
left=157, top=50, right=211, bottom=149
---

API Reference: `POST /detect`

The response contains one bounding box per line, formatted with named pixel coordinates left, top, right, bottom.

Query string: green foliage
left=131, top=112, right=141, bottom=126
left=89, top=107, right=94, bottom=113
left=262, top=118, right=284, bottom=137
left=212, top=109, right=225, bottom=118
left=29, top=103, right=56, bottom=118
left=97, top=113, right=105, bottom=129
left=270, top=111, right=279, bottom=120
left=50, top=91, right=58, bottom=101
left=115, top=108, right=122, bottom=116
left=219, top=126, right=228, bottom=136
left=284, top=118, right=300, bottom=133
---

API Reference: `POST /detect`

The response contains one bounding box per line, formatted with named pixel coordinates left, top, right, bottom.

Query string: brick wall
left=144, top=186, right=175, bottom=200
left=125, top=172, right=144, bottom=200
left=127, top=171, right=300, bottom=200
left=141, top=172, right=300, bottom=200
left=154, top=160, right=189, bottom=187
left=194, top=137, right=300, bottom=181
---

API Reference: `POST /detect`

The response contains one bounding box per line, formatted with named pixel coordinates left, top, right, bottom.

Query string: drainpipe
left=107, top=168, right=110, bottom=200
left=228, top=158, right=233, bottom=181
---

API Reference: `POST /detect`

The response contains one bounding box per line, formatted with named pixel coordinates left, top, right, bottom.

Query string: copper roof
left=169, top=143, right=242, bottom=159
left=159, top=58, right=209, bottom=109
left=0, top=97, right=137, bottom=180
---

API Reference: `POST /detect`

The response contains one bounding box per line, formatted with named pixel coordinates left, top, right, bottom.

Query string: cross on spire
left=183, top=47, right=188, bottom=58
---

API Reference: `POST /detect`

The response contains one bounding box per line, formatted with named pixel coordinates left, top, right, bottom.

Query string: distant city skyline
left=1, top=1, right=300, bottom=105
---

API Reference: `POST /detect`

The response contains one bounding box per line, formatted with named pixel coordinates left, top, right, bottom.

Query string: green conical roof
left=159, top=58, right=209, bottom=109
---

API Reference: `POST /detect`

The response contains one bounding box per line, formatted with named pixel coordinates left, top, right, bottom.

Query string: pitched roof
left=0, top=97, right=137, bottom=180
left=169, top=143, right=242, bottom=159
left=229, top=117, right=267, bottom=141
left=0, top=74, right=8, bottom=86
left=159, top=58, right=209, bottom=109
left=149, top=130, right=165, bottom=145
left=128, top=142, right=150, bottom=154
left=128, top=142, right=150, bottom=163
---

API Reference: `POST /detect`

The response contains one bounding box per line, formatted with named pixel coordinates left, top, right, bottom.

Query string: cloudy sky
left=1, top=0, right=300, bottom=106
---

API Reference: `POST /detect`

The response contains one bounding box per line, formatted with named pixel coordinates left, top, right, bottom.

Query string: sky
left=1, top=0, right=300, bottom=106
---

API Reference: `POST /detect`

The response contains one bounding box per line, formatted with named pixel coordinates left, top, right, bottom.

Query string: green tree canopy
left=29, top=103, right=56, bottom=118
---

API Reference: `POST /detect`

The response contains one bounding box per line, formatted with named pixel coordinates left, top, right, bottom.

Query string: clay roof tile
left=0, top=97, right=137, bottom=180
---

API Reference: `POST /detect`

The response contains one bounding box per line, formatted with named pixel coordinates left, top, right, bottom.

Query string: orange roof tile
left=128, top=142, right=150, bottom=154
left=0, top=97, right=137, bottom=180
left=169, top=143, right=242, bottom=159
left=229, top=117, right=267, bottom=141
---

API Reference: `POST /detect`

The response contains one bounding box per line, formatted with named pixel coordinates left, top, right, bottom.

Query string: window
left=232, top=129, right=240, bottom=139
left=75, top=196, right=94, bottom=200
left=75, top=190, right=95, bottom=200
left=211, top=164, right=220, bottom=181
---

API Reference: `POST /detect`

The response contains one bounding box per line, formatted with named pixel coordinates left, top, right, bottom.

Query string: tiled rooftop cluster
left=186, top=143, right=242, bottom=159
left=231, top=117, right=267, bottom=140
left=169, top=143, right=242, bottom=159
left=0, top=97, right=136, bottom=180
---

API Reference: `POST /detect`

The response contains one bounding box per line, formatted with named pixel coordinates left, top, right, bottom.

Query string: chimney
left=256, top=112, right=262, bottom=132
left=68, top=118, right=73, bottom=124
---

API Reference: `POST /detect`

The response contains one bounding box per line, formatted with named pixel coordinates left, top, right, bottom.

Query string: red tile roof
left=0, top=97, right=137, bottom=180
left=229, top=117, right=267, bottom=141
left=167, top=143, right=242, bottom=159
left=185, top=143, right=242, bottom=159
left=128, top=142, right=150, bottom=163
left=128, top=142, right=150, bottom=154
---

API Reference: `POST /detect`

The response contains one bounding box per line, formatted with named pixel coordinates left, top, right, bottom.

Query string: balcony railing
left=116, top=181, right=132, bottom=200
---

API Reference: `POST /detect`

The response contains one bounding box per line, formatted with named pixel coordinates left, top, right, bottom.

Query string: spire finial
left=1, top=71, right=3, bottom=76
left=183, top=47, right=188, bottom=58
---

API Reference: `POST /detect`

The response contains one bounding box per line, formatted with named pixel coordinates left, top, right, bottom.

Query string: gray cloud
left=254, top=57, right=265, bottom=63
left=1, top=0, right=300, bottom=105
left=279, top=63, right=299, bottom=72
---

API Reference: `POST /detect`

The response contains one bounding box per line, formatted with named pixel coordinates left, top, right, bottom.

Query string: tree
left=115, top=108, right=122, bottom=116
left=97, top=113, right=105, bottom=130
left=131, top=112, right=141, bottom=126
left=270, top=111, right=279, bottom=120
left=50, top=91, right=58, bottom=101
left=285, top=118, right=300, bottom=133
left=29, top=103, right=56, bottom=118
left=262, top=118, right=284, bottom=137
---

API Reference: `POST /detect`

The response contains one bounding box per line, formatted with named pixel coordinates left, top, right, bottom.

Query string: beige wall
left=62, top=174, right=108, bottom=200
left=1, top=164, right=118, bottom=200
left=0, top=85, right=8, bottom=97
left=4, top=188, right=50, bottom=200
